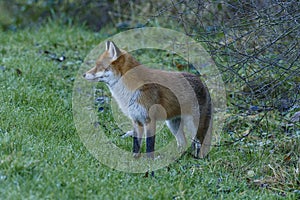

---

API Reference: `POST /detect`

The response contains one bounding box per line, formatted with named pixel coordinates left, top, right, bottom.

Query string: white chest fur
left=109, top=80, right=133, bottom=116
left=108, top=80, right=148, bottom=123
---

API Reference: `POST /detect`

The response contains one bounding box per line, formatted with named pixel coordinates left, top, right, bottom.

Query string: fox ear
left=105, top=41, right=111, bottom=51
left=108, top=41, right=121, bottom=61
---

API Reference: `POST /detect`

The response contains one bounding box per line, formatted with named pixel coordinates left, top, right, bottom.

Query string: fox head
left=83, top=41, right=139, bottom=85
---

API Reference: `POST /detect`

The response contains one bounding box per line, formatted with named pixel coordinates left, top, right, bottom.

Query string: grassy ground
left=0, top=23, right=299, bottom=199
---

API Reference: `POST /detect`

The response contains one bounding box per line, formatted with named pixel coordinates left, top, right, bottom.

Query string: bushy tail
left=181, top=72, right=213, bottom=158
left=195, top=92, right=212, bottom=158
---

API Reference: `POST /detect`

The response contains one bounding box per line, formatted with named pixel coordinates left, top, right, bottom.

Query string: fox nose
left=83, top=73, right=86, bottom=78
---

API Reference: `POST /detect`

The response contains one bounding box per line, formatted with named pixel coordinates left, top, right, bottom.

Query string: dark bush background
left=0, top=0, right=113, bottom=31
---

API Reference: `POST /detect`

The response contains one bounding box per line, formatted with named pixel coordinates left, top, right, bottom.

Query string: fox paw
left=121, top=130, right=134, bottom=138
left=177, top=145, right=186, bottom=154
left=191, top=140, right=201, bottom=159
left=133, top=152, right=141, bottom=158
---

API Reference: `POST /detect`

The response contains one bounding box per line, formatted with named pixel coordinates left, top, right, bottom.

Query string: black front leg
left=133, top=136, right=142, bottom=157
left=145, top=119, right=156, bottom=177
left=146, top=135, right=155, bottom=159
left=132, top=122, right=143, bottom=158
left=146, top=135, right=155, bottom=177
left=145, top=119, right=156, bottom=159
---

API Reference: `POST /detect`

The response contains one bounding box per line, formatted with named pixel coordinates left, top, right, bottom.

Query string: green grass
left=0, top=23, right=299, bottom=199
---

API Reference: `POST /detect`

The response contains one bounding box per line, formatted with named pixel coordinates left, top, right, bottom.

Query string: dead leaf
left=283, top=153, right=291, bottom=162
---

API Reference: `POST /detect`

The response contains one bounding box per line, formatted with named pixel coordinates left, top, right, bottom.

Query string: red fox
left=83, top=41, right=212, bottom=159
